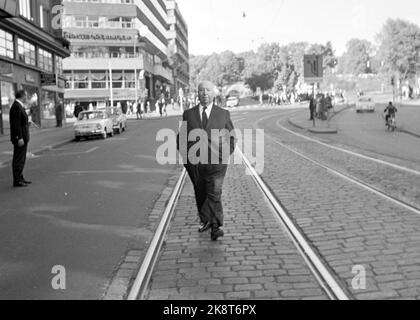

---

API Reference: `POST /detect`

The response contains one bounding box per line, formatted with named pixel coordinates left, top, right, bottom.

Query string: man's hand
left=18, top=139, right=25, bottom=147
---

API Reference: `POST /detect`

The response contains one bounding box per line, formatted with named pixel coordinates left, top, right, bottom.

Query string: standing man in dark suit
left=178, top=81, right=236, bottom=241
left=9, top=90, right=31, bottom=188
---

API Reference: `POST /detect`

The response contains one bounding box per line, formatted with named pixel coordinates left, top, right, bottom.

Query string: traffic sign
left=304, top=55, right=323, bottom=83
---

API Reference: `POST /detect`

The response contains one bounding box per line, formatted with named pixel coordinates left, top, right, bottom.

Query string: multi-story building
left=62, top=0, right=174, bottom=111
left=0, top=0, right=70, bottom=135
left=166, top=0, right=189, bottom=96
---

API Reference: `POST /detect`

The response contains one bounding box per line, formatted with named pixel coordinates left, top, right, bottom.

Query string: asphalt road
left=0, top=117, right=181, bottom=300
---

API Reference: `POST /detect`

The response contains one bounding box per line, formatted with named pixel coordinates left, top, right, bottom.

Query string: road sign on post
left=304, top=55, right=323, bottom=83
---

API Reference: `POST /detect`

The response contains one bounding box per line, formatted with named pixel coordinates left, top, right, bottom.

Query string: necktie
left=202, top=106, right=208, bottom=129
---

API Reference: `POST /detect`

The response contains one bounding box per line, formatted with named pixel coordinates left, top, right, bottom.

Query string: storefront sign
left=64, top=32, right=133, bottom=42
left=41, top=73, right=57, bottom=86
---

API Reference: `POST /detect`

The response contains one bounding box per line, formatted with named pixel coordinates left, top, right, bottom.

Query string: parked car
left=356, top=97, right=375, bottom=113
left=74, top=110, right=114, bottom=141
left=226, top=96, right=240, bottom=108
left=110, top=107, right=127, bottom=134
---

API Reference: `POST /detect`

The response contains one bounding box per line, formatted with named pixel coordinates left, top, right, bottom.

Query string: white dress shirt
left=199, top=103, right=213, bottom=122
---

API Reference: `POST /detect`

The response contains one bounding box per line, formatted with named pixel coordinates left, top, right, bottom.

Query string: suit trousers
left=186, top=163, right=228, bottom=228
left=12, top=143, right=28, bottom=184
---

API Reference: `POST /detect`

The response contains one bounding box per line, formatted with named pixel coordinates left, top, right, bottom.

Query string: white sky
left=176, top=0, right=420, bottom=56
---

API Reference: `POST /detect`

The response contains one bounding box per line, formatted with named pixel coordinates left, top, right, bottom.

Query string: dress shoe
left=211, top=227, right=225, bottom=241
left=199, top=222, right=211, bottom=233
left=14, top=182, right=28, bottom=188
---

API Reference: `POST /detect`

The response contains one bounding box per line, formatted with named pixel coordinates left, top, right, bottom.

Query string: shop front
left=40, top=74, right=66, bottom=127
left=0, top=62, right=40, bottom=135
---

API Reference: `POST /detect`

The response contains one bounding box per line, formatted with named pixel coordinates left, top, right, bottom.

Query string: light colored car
left=110, top=107, right=127, bottom=134
left=356, top=97, right=375, bottom=113
left=74, top=110, right=114, bottom=141
left=226, top=96, right=240, bottom=108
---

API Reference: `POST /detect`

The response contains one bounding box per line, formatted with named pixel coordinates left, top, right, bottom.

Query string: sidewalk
left=146, top=161, right=328, bottom=300
left=0, top=125, right=74, bottom=167
left=288, top=103, right=352, bottom=134
left=127, top=105, right=183, bottom=121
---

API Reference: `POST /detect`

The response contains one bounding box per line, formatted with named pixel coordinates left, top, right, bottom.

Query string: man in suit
left=178, top=81, right=236, bottom=241
left=9, top=90, right=31, bottom=188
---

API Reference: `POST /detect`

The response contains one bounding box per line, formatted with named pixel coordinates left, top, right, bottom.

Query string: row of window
left=63, top=16, right=135, bottom=29
left=0, top=29, right=62, bottom=73
left=64, top=70, right=139, bottom=89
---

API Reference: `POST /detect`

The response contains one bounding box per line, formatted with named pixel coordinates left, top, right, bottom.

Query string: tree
left=377, top=18, right=420, bottom=81
left=218, top=51, right=245, bottom=86
left=340, top=39, right=374, bottom=75
left=244, top=72, right=274, bottom=93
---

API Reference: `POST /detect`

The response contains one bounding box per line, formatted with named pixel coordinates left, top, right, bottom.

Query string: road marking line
left=276, top=120, right=420, bottom=176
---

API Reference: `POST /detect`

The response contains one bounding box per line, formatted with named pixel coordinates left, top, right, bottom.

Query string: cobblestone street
left=147, top=161, right=329, bottom=300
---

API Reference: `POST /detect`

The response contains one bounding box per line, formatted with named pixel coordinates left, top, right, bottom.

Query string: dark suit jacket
left=9, top=100, right=30, bottom=145
left=178, top=104, right=236, bottom=165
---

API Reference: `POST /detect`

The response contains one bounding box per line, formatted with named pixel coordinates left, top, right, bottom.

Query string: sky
left=176, top=0, right=420, bottom=56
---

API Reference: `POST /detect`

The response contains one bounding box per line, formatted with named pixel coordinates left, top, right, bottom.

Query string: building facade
left=0, top=0, right=70, bottom=135
left=62, top=0, right=175, bottom=112
left=166, top=0, right=189, bottom=97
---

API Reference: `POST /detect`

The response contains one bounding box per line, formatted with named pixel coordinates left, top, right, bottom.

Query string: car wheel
left=116, top=125, right=121, bottom=135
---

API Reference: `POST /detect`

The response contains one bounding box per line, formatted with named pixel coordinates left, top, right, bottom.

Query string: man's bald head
left=198, top=81, right=217, bottom=107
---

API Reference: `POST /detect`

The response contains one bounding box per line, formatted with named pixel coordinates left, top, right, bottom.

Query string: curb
left=399, top=129, right=420, bottom=138
left=288, top=118, right=338, bottom=134
left=102, top=168, right=184, bottom=300
left=0, top=138, right=74, bottom=168
left=127, top=114, right=182, bottom=121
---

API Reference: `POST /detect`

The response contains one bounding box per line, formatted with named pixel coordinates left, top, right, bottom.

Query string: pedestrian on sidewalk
left=136, top=99, right=143, bottom=120
left=309, top=95, right=316, bottom=121
left=177, top=81, right=237, bottom=241
left=158, top=93, right=165, bottom=117
left=73, top=102, right=83, bottom=119
left=9, top=90, right=32, bottom=188
left=55, top=100, right=64, bottom=127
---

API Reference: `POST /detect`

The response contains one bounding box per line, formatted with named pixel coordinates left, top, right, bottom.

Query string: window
left=63, top=72, right=73, bottom=89
left=91, top=71, right=108, bottom=89
left=0, top=29, right=14, bottom=59
left=38, top=48, right=53, bottom=72
left=55, top=56, right=63, bottom=74
left=17, top=38, right=35, bottom=66
left=124, top=71, right=135, bottom=88
left=111, top=71, right=123, bottom=88
left=74, top=72, right=89, bottom=89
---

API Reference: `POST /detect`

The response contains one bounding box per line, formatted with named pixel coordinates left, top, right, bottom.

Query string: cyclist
left=384, top=102, right=397, bottom=126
